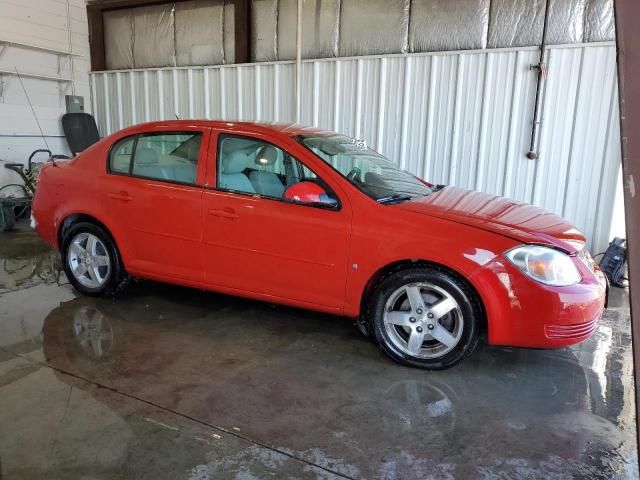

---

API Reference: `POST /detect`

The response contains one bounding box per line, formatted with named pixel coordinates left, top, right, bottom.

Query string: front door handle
left=108, top=191, right=133, bottom=202
left=208, top=208, right=239, bottom=220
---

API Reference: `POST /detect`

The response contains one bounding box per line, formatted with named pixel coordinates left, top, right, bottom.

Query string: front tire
left=62, top=222, right=127, bottom=296
left=371, top=267, right=481, bottom=370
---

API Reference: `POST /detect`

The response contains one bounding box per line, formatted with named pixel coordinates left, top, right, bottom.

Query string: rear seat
left=133, top=148, right=196, bottom=183
left=168, top=164, right=196, bottom=184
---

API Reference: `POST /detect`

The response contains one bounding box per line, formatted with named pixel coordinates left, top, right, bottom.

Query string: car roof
left=116, top=120, right=337, bottom=138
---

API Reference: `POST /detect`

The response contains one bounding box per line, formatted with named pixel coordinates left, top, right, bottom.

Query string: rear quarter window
left=109, top=136, right=135, bottom=174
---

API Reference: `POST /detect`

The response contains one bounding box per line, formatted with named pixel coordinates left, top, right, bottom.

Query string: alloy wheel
left=67, top=232, right=111, bottom=289
left=383, top=282, right=464, bottom=359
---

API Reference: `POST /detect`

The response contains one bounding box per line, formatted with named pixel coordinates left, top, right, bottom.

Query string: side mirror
left=284, top=181, right=338, bottom=209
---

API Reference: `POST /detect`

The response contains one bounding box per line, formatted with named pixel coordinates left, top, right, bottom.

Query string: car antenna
left=14, top=68, right=56, bottom=167
left=175, top=113, right=180, bottom=120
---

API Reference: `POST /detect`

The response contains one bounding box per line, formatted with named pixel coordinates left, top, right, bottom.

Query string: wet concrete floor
left=0, top=228, right=637, bottom=479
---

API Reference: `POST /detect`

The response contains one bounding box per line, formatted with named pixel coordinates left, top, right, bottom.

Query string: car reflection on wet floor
left=0, top=228, right=637, bottom=479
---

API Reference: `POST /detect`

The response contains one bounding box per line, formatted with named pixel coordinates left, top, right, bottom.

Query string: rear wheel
left=62, top=222, right=127, bottom=296
left=371, top=267, right=481, bottom=370
left=0, top=205, right=16, bottom=232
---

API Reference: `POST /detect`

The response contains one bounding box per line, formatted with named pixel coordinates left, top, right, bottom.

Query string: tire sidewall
left=372, top=268, right=480, bottom=370
left=62, top=222, right=123, bottom=296
left=1, top=205, right=16, bottom=232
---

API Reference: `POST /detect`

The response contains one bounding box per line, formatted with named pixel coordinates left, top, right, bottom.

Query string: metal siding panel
left=562, top=45, right=618, bottom=249
left=592, top=84, right=621, bottom=252
left=315, top=62, right=335, bottom=130
left=106, top=73, right=118, bottom=134
left=357, top=59, right=382, bottom=146
left=404, top=55, right=432, bottom=179
left=426, top=55, right=458, bottom=184
left=534, top=47, right=583, bottom=214
left=300, top=62, right=315, bottom=126
left=475, top=51, right=518, bottom=196
left=190, top=69, right=206, bottom=119
left=89, top=43, right=621, bottom=253
left=451, top=53, right=486, bottom=190
left=221, top=67, right=238, bottom=120
left=379, top=57, right=405, bottom=163
left=92, top=73, right=108, bottom=135
left=131, top=71, right=143, bottom=123
left=502, top=50, right=539, bottom=203
left=239, top=65, right=257, bottom=121
left=206, top=68, right=223, bottom=119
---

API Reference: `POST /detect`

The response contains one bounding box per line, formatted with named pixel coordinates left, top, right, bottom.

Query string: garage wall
left=0, top=0, right=90, bottom=178
left=89, top=42, right=619, bottom=253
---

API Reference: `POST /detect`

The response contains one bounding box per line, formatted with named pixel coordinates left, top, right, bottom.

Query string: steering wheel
left=346, top=166, right=362, bottom=183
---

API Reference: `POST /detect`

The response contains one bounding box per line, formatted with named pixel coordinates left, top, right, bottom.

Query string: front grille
left=545, top=316, right=600, bottom=339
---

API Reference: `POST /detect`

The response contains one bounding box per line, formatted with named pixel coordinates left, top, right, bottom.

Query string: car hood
left=396, top=186, right=586, bottom=253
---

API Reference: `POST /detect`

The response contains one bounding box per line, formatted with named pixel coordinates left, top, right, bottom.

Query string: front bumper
left=471, top=255, right=607, bottom=349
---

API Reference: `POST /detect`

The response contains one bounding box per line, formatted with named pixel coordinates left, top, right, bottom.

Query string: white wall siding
left=0, top=0, right=90, bottom=172
left=90, top=42, right=620, bottom=253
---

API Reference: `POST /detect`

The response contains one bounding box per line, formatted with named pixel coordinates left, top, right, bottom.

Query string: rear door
left=201, top=131, right=353, bottom=310
left=103, top=127, right=210, bottom=283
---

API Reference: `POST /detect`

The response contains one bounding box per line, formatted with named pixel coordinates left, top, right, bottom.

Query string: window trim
left=213, top=133, right=342, bottom=212
left=106, top=131, right=204, bottom=188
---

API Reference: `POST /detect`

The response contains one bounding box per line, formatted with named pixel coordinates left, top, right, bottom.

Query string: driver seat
left=219, top=151, right=254, bottom=192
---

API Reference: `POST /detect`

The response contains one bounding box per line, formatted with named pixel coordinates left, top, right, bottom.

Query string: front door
left=103, top=128, right=209, bottom=283
left=202, top=133, right=352, bottom=310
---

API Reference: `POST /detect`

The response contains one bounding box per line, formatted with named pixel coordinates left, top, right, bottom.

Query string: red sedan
left=32, top=121, right=608, bottom=369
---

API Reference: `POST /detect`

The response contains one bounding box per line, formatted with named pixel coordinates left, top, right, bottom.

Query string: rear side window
left=108, top=132, right=203, bottom=185
left=109, top=137, right=135, bottom=174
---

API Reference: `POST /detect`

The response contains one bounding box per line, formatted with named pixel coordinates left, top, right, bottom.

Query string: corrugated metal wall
left=90, top=42, right=620, bottom=253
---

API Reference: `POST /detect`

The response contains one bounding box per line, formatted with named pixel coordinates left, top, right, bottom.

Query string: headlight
left=505, top=245, right=582, bottom=286
left=578, top=249, right=596, bottom=273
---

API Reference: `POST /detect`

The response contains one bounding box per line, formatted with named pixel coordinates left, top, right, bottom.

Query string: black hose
left=526, top=0, right=553, bottom=160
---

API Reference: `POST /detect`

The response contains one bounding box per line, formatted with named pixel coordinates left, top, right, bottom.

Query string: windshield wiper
left=377, top=194, right=413, bottom=205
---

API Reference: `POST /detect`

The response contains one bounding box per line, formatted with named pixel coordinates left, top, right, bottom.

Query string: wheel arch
left=58, top=213, right=121, bottom=258
left=358, top=259, right=487, bottom=336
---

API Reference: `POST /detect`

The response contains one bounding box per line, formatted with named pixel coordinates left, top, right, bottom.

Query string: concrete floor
left=0, top=228, right=637, bottom=480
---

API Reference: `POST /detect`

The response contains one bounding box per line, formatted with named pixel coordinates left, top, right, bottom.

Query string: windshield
left=298, top=134, right=434, bottom=203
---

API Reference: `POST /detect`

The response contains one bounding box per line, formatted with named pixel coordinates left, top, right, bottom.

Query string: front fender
left=343, top=211, right=518, bottom=319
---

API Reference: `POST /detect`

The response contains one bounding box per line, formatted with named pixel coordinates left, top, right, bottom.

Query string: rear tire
left=371, top=267, right=480, bottom=370
left=62, top=222, right=127, bottom=296
left=0, top=205, right=16, bottom=232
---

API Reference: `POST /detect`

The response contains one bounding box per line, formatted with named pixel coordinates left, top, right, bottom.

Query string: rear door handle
left=208, top=208, right=239, bottom=220
left=108, top=191, right=133, bottom=202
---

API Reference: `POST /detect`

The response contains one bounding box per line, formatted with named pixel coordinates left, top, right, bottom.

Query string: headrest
left=255, top=145, right=279, bottom=167
left=221, top=151, right=248, bottom=174
left=135, top=147, right=159, bottom=165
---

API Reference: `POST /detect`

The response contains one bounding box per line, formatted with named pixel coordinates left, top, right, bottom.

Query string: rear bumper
left=471, top=256, right=607, bottom=349
left=31, top=188, right=57, bottom=249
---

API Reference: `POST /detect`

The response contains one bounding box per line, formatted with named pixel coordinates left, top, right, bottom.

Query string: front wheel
left=62, top=222, right=127, bottom=296
left=371, top=267, right=481, bottom=370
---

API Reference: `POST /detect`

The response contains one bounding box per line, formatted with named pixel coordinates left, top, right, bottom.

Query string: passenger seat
left=219, top=151, right=255, bottom=193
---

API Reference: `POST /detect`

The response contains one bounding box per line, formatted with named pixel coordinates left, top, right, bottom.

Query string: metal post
left=614, top=0, right=640, bottom=448
left=295, top=0, right=302, bottom=124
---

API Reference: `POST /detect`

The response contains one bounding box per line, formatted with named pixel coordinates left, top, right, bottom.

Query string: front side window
left=217, top=135, right=338, bottom=208
left=298, top=134, right=434, bottom=204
